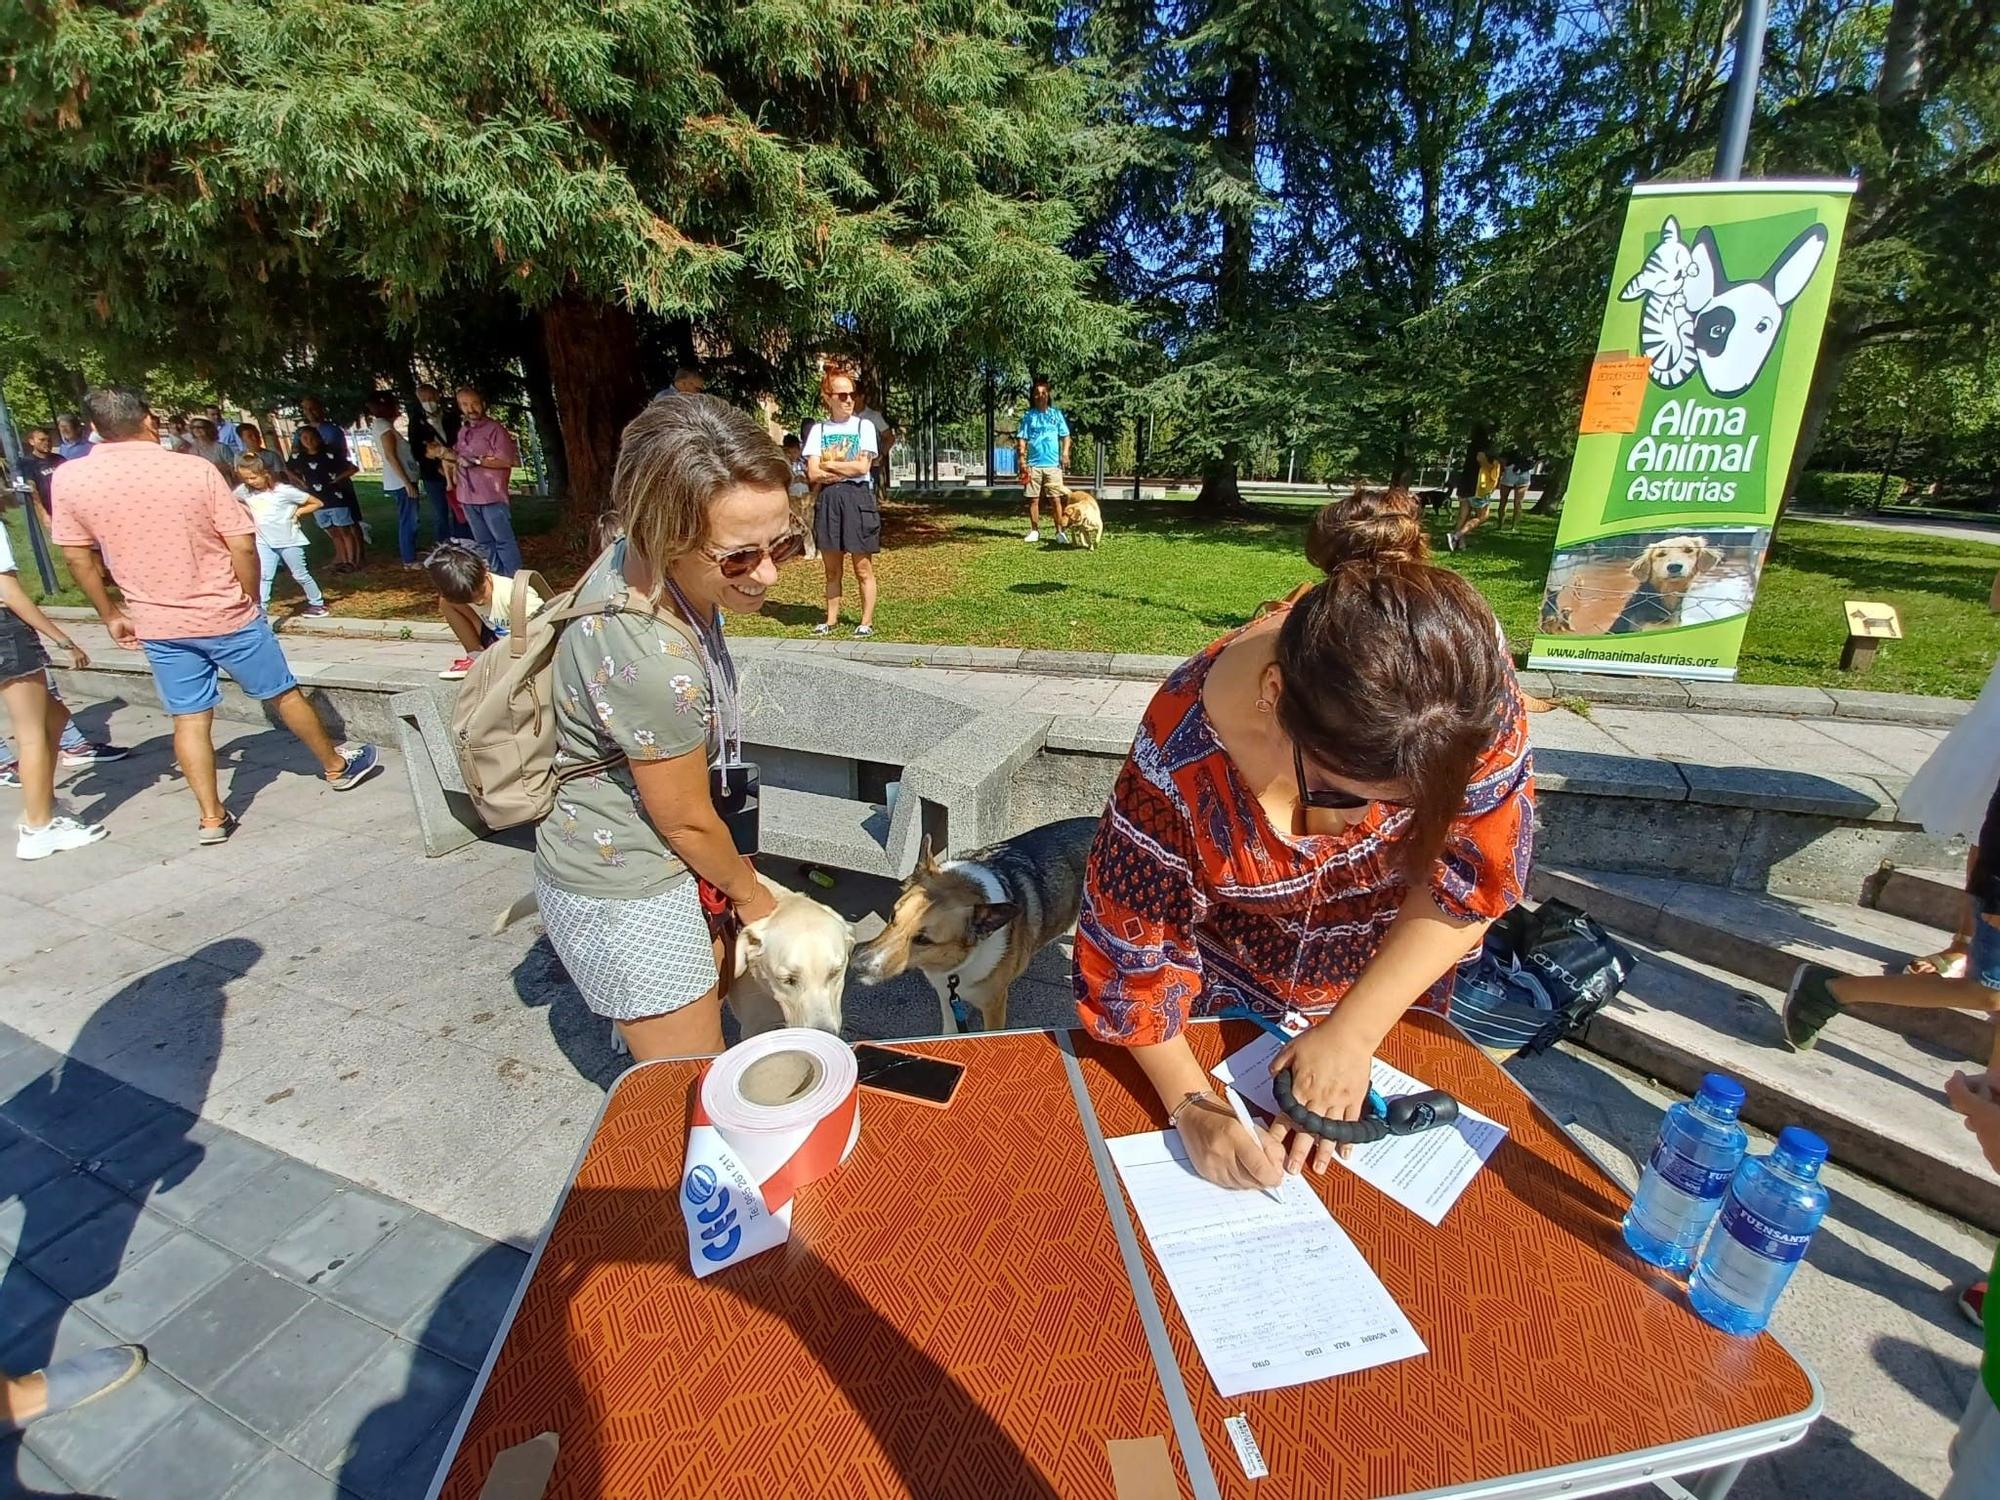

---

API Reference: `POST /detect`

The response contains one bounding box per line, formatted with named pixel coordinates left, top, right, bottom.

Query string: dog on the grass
left=1610, top=534, right=1722, bottom=634
left=852, top=817, right=1098, bottom=1034
left=727, top=875, right=856, bottom=1039
left=1064, top=490, right=1105, bottom=550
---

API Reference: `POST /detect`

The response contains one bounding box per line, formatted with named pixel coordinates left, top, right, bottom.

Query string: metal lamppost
left=0, top=381, right=59, bottom=594
left=1715, top=0, right=1771, bottom=180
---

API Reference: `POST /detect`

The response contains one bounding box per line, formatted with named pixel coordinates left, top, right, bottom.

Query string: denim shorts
left=0, top=610, right=49, bottom=685
left=1974, top=898, right=2000, bottom=994
left=314, top=507, right=356, bottom=529
left=141, top=619, right=298, bottom=716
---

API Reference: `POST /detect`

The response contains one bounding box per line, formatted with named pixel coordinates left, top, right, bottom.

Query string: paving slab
left=22, top=1360, right=194, bottom=1487
left=76, top=1227, right=238, bottom=1339
left=99, top=1400, right=269, bottom=1500
left=209, top=1297, right=393, bottom=1448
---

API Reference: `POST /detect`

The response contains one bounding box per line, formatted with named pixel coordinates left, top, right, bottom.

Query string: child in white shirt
left=423, top=542, right=544, bottom=680
left=233, top=457, right=328, bottom=615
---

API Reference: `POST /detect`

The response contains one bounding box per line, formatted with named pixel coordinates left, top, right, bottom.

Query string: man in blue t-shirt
left=1014, top=377, right=1071, bottom=545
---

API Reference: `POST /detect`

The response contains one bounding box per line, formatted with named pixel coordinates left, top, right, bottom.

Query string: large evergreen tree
left=0, top=0, right=1118, bottom=524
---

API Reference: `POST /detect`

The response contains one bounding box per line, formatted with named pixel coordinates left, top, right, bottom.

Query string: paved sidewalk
left=0, top=1024, right=526, bottom=1497
left=3, top=696, right=1987, bottom=1497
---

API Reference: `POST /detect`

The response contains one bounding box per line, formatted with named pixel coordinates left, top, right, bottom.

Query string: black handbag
left=1451, top=898, right=1636, bottom=1056
left=711, top=762, right=760, bottom=857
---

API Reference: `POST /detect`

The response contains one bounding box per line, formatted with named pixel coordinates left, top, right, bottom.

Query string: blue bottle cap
left=1696, top=1073, right=1747, bottom=1112
left=1775, top=1126, right=1829, bottom=1170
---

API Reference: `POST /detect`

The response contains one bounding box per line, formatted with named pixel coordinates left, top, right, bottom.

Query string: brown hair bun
left=1304, top=487, right=1430, bottom=574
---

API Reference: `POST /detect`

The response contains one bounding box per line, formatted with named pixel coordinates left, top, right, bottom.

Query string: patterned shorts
left=535, top=875, right=719, bottom=1021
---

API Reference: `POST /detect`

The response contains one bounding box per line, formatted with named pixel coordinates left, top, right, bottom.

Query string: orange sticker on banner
left=1579, top=353, right=1654, bottom=434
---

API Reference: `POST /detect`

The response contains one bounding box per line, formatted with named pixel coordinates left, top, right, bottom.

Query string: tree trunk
left=538, top=292, right=649, bottom=533
left=517, top=331, right=570, bottom=509
left=1777, top=318, right=1858, bottom=531
left=1194, top=454, right=1244, bottom=513
left=1531, top=453, right=1571, bottom=514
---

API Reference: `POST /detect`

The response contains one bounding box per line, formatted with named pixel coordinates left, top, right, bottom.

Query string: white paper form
left=1213, top=1034, right=1507, bottom=1227
left=1106, top=1131, right=1426, bottom=1396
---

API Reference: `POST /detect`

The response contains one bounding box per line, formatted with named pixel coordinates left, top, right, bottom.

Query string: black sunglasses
left=701, top=531, right=806, bottom=579
left=1293, top=742, right=1406, bottom=812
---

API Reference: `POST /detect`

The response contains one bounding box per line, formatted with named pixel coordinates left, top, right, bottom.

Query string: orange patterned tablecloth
left=435, top=1020, right=1816, bottom=1499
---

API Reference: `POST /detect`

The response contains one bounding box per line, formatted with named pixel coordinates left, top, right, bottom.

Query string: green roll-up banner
left=1529, top=179, right=1856, bottom=680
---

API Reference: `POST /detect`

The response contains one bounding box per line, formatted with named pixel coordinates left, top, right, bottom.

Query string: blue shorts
left=1974, top=899, right=2000, bottom=993
left=315, top=507, right=356, bottom=529
left=141, top=620, right=299, bottom=716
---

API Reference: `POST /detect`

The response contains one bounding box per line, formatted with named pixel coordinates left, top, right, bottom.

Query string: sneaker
left=809, top=623, right=833, bottom=637
left=1023, top=529, right=1041, bottom=543
left=1782, top=962, right=1846, bottom=1051
left=327, top=743, right=382, bottom=791
left=438, top=656, right=476, bottom=681
left=302, top=605, right=331, bottom=618
left=17, top=815, right=109, bottom=861
left=197, top=813, right=238, bottom=846
left=1444, top=532, right=1462, bottom=553
left=854, top=625, right=875, bottom=637
left=1055, top=529, right=1071, bottom=546
left=58, top=742, right=129, bottom=768
left=1959, top=1280, right=1987, bottom=1330
left=0, top=764, right=20, bottom=789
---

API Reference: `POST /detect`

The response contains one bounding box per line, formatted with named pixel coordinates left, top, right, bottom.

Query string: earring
left=1254, top=696, right=1273, bottom=713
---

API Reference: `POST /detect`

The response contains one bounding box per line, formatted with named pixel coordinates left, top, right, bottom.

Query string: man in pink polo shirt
left=451, top=385, right=523, bottom=577
left=52, top=388, right=381, bottom=845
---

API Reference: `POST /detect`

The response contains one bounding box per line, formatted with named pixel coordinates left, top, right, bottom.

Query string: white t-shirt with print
left=803, top=416, right=879, bottom=488
left=369, top=417, right=415, bottom=490
left=482, top=572, right=545, bottom=632
left=0, top=518, right=15, bottom=575
left=236, top=483, right=317, bottom=550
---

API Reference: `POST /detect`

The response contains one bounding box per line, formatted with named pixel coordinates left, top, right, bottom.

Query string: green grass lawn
left=10, top=484, right=1998, bottom=698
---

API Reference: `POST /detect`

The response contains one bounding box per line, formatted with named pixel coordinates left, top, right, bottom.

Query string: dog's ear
left=1697, top=545, right=1723, bottom=575
left=968, top=902, right=1018, bottom=940
left=917, top=836, right=941, bottom=875
left=740, top=923, right=764, bottom=960
left=1767, top=223, right=1829, bottom=307
left=1686, top=226, right=1722, bottom=309
left=1628, top=550, right=1655, bottom=579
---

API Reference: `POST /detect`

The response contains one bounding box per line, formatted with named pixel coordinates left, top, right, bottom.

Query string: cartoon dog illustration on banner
left=1620, top=216, right=1831, bottom=399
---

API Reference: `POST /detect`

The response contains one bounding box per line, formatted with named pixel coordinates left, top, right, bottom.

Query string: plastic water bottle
left=1621, top=1073, right=1749, bottom=1272
left=1689, top=1127, right=1831, bottom=1335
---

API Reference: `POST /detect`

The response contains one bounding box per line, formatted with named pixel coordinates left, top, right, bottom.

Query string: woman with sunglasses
left=533, top=395, right=806, bottom=1061
left=804, top=369, right=883, bottom=636
left=1074, top=502, right=1533, bottom=1190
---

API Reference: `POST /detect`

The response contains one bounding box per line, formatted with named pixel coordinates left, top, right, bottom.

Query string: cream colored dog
left=1065, top=490, right=1105, bottom=551
left=727, top=876, right=857, bottom=1039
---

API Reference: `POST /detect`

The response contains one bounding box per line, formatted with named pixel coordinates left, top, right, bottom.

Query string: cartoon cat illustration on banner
left=1620, top=218, right=1830, bottom=399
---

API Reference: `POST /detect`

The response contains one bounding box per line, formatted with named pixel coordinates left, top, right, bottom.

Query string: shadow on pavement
left=0, top=940, right=248, bottom=1496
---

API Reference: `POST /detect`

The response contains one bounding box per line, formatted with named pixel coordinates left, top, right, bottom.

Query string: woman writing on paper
left=1073, top=507, right=1533, bottom=1190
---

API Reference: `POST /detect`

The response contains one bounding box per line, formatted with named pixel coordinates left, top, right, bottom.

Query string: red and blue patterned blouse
left=1073, top=628, right=1534, bottom=1047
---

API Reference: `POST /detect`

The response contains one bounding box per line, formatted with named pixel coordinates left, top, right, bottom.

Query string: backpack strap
left=505, top=569, right=555, bottom=655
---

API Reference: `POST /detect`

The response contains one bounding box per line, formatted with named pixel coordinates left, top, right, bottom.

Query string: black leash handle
left=1271, top=1068, right=1460, bottom=1144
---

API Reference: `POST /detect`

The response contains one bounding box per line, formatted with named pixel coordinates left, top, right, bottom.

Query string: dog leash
left=946, top=974, right=981, bottom=1034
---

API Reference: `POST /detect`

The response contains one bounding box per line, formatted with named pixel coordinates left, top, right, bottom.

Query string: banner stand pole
left=1715, top=0, right=1771, bottom=181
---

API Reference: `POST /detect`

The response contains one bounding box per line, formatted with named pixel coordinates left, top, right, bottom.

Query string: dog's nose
left=1665, top=562, right=1686, bottom=576
left=1694, top=305, right=1735, bottom=357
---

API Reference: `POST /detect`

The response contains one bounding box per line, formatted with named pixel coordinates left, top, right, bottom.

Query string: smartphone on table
left=853, top=1044, right=964, bottom=1110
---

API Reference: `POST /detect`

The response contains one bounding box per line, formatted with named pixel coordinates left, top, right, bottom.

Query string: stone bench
left=391, top=654, right=1050, bottom=873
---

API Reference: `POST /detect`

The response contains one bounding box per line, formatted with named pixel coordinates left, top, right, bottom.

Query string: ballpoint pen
left=1224, top=1084, right=1286, bottom=1203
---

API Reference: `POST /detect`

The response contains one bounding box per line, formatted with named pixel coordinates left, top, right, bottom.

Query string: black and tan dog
left=852, top=818, right=1098, bottom=1033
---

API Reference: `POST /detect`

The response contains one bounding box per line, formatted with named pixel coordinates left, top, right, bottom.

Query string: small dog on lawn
left=852, top=817, right=1098, bottom=1034
left=1064, top=490, right=1105, bottom=551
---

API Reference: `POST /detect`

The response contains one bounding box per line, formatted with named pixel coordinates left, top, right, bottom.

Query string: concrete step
left=1572, top=941, right=2000, bottom=1232
left=761, top=786, right=903, bottom=880
left=1861, top=861, right=1969, bottom=932
left=1533, top=865, right=1991, bottom=1062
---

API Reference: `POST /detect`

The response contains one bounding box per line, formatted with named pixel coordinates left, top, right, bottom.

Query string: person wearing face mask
left=533, top=395, right=805, bottom=1061
left=1073, top=507, right=1534, bottom=1191
left=408, top=382, right=468, bottom=543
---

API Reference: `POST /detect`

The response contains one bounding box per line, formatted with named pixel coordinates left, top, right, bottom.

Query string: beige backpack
left=449, top=559, right=700, bottom=830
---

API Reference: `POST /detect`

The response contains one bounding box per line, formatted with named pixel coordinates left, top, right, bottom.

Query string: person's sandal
left=197, top=814, right=238, bottom=846
left=1782, top=963, right=1846, bottom=1051
left=1960, top=1280, right=1987, bottom=1330
left=5, top=1344, right=148, bottom=1431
